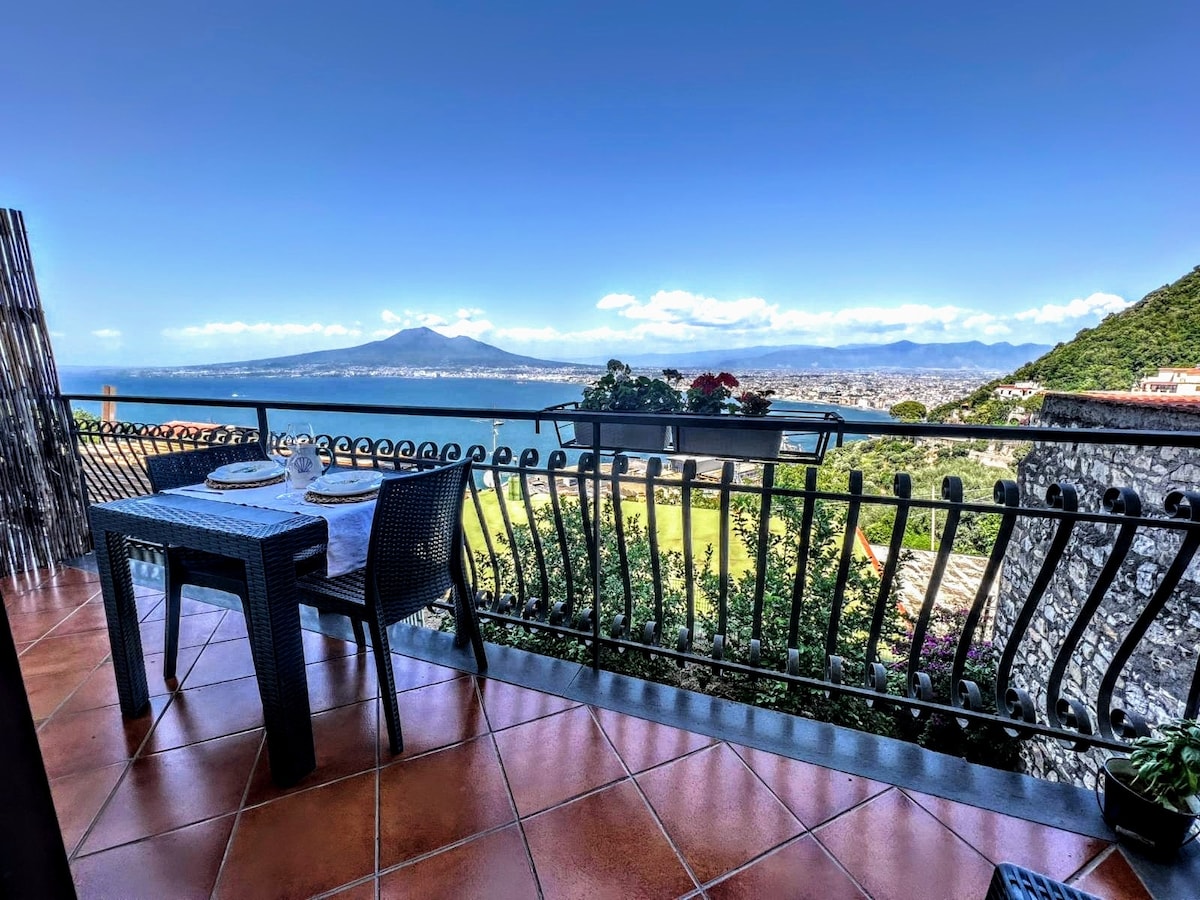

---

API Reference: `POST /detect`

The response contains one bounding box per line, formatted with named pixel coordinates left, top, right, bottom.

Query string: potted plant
left=673, top=370, right=782, bottom=459
left=1100, top=717, right=1200, bottom=852
left=561, top=359, right=682, bottom=452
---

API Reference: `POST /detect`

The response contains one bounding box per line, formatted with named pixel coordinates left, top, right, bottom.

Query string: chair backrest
left=366, top=459, right=473, bottom=626
left=145, top=443, right=268, bottom=492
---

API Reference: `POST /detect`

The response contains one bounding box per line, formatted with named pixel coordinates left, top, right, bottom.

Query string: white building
left=993, top=381, right=1042, bottom=400
left=1135, top=366, right=1200, bottom=395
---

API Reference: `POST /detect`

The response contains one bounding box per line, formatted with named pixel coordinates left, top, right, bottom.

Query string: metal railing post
left=591, top=421, right=602, bottom=671
left=256, top=405, right=271, bottom=454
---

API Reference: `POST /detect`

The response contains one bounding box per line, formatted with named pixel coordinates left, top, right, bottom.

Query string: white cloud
left=178, top=283, right=1122, bottom=365
left=600, top=289, right=776, bottom=327
left=162, top=321, right=361, bottom=341
left=962, top=313, right=1012, bottom=336
left=493, top=325, right=562, bottom=343
left=92, top=328, right=121, bottom=339
left=1014, top=292, right=1132, bottom=325
left=565, top=287, right=1126, bottom=350
left=377, top=307, right=495, bottom=341
left=596, top=293, right=637, bottom=310
left=435, top=315, right=494, bottom=340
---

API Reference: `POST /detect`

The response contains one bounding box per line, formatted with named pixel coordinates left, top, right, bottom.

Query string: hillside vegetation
left=931, top=265, right=1200, bottom=422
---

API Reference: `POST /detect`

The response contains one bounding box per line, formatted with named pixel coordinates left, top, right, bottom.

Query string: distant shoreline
left=60, top=365, right=996, bottom=413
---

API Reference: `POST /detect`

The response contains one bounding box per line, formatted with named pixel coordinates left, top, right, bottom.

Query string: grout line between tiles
left=1064, top=843, right=1117, bottom=886
left=37, top=655, right=110, bottom=724
left=493, top=705, right=629, bottom=822
left=477, top=676, right=545, bottom=900
left=805, top=784, right=898, bottom=836
left=57, top=761, right=132, bottom=862
left=310, top=874, right=377, bottom=900
left=71, top=810, right=238, bottom=862
left=64, top=700, right=179, bottom=859
left=899, top=784, right=1114, bottom=883
left=374, top=692, right=381, bottom=895
left=586, top=705, right=704, bottom=893
left=45, top=592, right=188, bottom=861
left=807, top=786, right=1001, bottom=899
left=374, top=821, right=523, bottom=882
left=698, top=832, right=811, bottom=895
left=209, top=730, right=269, bottom=899
left=475, top=678, right=584, bottom=735
left=35, top=566, right=1149, bottom=900
left=13, top=601, right=90, bottom=658
left=703, top=742, right=877, bottom=896
left=71, top=727, right=264, bottom=862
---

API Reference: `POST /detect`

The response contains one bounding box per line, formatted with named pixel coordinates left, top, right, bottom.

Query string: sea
left=58, top=368, right=891, bottom=460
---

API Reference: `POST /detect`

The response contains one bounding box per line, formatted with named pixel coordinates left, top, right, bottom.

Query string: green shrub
left=459, top=479, right=1019, bottom=771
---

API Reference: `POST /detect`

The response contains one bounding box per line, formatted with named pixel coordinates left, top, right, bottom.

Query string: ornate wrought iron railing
left=62, top=392, right=1200, bottom=761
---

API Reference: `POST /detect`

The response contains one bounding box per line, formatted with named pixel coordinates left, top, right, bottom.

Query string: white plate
left=308, top=470, right=384, bottom=497
left=208, top=460, right=286, bottom=483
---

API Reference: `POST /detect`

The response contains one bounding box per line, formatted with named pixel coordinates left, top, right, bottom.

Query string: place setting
left=204, top=459, right=287, bottom=490
left=302, top=470, right=384, bottom=505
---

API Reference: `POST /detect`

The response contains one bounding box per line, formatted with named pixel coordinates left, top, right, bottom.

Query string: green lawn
left=463, top=489, right=756, bottom=573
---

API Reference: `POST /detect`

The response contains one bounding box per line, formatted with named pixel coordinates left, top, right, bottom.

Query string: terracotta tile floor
left=8, top=566, right=1161, bottom=899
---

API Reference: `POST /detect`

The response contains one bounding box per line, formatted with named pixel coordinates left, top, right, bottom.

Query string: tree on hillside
left=889, top=400, right=927, bottom=422
left=931, top=265, right=1200, bottom=423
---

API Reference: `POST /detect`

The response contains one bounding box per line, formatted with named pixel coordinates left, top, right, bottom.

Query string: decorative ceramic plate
left=308, top=470, right=385, bottom=497
left=207, top=460, right=286, bottom=484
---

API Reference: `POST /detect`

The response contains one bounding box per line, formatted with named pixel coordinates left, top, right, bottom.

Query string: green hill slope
left=931, top=265, right=1200, bottom=422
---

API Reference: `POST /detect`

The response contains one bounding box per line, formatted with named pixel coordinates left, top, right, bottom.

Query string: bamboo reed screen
left=0, top=209, right=90, bottom=576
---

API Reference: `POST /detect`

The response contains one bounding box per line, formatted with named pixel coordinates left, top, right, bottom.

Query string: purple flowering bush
left=888, top=608, right=1020, bottom=769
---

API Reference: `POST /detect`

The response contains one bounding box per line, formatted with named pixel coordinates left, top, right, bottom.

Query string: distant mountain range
left=610, top=340, right=1052, bottom=372
left=194, top=328, right=1050, bottom=374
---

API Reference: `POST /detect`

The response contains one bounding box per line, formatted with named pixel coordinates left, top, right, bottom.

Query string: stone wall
left=995, top=393, right=1200, bottom=785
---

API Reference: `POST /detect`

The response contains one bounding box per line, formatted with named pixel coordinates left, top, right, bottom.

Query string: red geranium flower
left=690, top=372, right=739, bottom=395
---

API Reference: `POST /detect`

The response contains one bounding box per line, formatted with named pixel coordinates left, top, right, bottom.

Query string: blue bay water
left=58, top=369, right=890, bottom=460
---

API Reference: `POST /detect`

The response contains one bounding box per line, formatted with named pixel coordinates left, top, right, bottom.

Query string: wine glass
left=279, top=422, right=317, bottom=501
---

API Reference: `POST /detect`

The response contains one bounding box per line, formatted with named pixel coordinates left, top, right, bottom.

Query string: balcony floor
left=5, top=564, right=1187, bottom=899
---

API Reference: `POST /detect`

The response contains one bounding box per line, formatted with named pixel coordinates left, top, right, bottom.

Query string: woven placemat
left=205, top=473, right=286, bottom=490
left=303, top=488, right=379, bottom=505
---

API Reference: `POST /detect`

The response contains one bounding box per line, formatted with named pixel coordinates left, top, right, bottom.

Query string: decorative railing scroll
left=67, top=407, right=1200, bottom=756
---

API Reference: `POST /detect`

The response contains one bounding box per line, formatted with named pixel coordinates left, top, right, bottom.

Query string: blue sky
left=3, top=1, right=1197, bottom=366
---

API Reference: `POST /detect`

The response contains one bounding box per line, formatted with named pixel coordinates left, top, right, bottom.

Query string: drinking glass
left=279, top=422, right=317, bottom=501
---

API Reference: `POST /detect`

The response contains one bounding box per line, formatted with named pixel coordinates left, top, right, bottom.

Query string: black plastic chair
left=295, top=458, right=487, bottom=754
left=145, top=443, right=333, bottom=678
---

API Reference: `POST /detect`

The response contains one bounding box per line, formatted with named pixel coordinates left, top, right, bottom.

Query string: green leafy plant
left=580, top=359, right=683, bottom=413
left=457, top=466, right=1019, bottom=772
left=815, top=437, right=1015, bottom=556
left=72, top=408, right=102, bottom=443
left=1127, top=718, right=1200, bottom=814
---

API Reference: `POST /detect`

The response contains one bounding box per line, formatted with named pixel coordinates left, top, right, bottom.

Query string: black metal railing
left=62, top=392, right=1200, bottom=760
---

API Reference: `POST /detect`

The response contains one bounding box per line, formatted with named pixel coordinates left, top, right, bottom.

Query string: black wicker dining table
left=89, top=492, right=329, bottom=787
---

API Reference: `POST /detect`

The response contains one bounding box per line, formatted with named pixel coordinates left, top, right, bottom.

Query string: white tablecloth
left=162, top=482, right=375, bottom=577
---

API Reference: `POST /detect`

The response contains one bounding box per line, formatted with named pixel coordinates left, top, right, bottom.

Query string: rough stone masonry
left=995, top=392, right=1200, bottom=785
